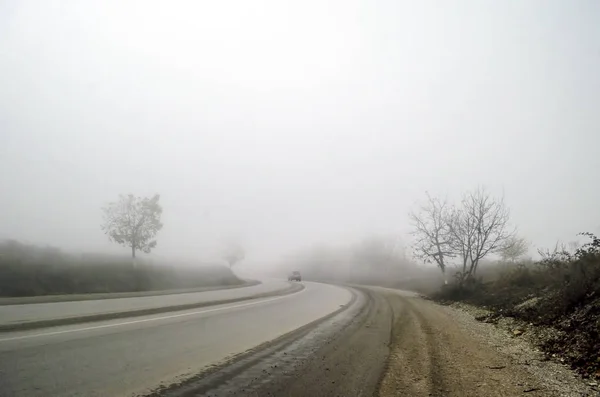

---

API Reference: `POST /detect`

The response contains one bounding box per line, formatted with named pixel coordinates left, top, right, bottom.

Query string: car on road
left=288, top=271, right=302, bottom=282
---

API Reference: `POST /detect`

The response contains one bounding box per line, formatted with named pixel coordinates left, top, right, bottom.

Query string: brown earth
left=377, top=288, right=597, bottom=397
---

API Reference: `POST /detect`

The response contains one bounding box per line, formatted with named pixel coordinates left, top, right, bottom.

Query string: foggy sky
left=1, top=1, right=599, bottom=264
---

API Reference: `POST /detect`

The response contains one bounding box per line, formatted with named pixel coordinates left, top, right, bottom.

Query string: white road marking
left=0, top=286, right=306, bottom=343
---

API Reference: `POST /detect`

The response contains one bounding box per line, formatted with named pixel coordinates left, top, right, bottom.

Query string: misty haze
left=1, top=1, right=599, bottom=396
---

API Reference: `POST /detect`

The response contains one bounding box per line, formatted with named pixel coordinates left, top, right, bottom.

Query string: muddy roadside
left=377, top=287, right=597, bottom=397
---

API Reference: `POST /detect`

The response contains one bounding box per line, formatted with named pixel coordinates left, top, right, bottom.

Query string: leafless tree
left=409, top=193, right=454, bottom=283
left=353, top=235, right=405, bottom=271
left=537, top=241, right=574, bottom=266
left=222, top=241, right=245, bottom=268
left=448, top=187, right=514, bottom=282
left=499, top=235, right=530, bottom=263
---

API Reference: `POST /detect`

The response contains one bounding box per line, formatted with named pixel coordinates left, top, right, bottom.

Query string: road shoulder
left=377, top=288, right=596, bottom=397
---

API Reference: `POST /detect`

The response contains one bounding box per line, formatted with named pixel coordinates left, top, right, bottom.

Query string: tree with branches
left=411, top=188, right=515, bottom=285
left=409, top=193, right=454, bottom=284
left=101, top=194, right=163, bottom=262
left=499, top=235, right=529, bottom=263
left=447, top=187, right=515, bottom=282
left=222, top=241, right=245, bottom=269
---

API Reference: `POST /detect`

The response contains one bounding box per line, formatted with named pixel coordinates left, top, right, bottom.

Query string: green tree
left=101, top=194, right=163, bottom=260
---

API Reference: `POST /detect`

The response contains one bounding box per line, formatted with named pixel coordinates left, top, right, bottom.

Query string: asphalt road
left=0, top=281, right=352, bottom=397
left=0, top=279, right=291, bottom=326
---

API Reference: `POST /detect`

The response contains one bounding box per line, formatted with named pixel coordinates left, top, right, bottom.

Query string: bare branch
left=449, top=187, right=515, bottom=280
left=409, top=192, right=455, bottom=276
left=499, top=235, right=529, bottom=263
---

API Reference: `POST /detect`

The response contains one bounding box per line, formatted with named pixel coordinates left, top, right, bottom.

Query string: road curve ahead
left=0, top=281, right=352, bottom=397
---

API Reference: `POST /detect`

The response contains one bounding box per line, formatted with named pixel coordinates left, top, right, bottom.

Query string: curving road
left=0, top=279, right=291, bottom=327
left=0, top=281, right=352, bottom=397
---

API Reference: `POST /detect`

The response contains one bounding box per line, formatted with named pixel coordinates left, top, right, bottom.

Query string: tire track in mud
left=378, top=293, right=444, bottom=396
left=264, top=288, right=391, bottom=397
left=377, top=289, right=549, bottom=397
left=148, top=287, right=391, bottom=397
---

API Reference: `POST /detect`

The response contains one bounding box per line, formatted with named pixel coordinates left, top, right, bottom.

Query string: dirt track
left=379, top=289, right=542, bottom=396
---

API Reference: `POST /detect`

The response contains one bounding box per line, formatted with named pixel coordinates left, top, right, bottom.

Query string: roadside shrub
left=496, top=266, right=535, bottom=288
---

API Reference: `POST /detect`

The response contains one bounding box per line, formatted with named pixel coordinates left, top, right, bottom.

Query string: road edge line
left=0, top=279, right=262, bottom=306
left=0, top=282, right=304, bottom=333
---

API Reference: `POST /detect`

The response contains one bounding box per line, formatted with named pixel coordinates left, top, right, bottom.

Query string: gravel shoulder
left=377, top=288, right=597, bottom=397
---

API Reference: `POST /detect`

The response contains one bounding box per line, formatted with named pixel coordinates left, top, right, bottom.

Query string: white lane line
left=0, top=287, right=306, bottom=343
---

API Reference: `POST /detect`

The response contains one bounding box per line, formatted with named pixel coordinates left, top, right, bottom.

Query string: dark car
left=288, top=271, right=301, bottom=282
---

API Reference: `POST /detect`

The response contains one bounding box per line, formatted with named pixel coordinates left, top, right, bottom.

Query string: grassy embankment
left=0, top=240, right=242, bottom=297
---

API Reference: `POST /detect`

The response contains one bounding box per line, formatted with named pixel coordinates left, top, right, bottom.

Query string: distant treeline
left=0, top=240, right=242, bottom=297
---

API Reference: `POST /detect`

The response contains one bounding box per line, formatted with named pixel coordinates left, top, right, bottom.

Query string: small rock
left=513, top=329, right=523, bottom=336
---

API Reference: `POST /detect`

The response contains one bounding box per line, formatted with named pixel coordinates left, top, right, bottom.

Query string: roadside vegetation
left=0, top=240, right=242, bottom=297
left=433, top=234, right=600, bottom=380
left=407, top=187, right=600, bottom=380
left=0, top=193, right=246, bottom=297
left=279, top=185, right=599, bottom=382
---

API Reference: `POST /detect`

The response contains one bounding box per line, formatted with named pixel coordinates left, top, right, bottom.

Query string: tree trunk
left=131, top=246, right=141, bottom=290
left=131, top=246, right=138, bottom=270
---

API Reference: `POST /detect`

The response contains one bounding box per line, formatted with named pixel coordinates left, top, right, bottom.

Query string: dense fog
left=1, top=1, right=599, bottom=276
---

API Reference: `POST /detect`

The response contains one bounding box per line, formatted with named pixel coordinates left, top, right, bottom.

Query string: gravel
left=446, top=301, right=598, bottom=396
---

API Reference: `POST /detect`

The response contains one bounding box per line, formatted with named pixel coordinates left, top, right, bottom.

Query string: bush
left=433, top=233, right=600, bottom=378
left=0, top=240, right=242, bottom=297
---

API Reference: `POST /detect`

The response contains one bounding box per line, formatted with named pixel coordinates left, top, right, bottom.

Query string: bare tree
left=222, top=241, right=245, bottom=269
left=353, top=235, right=405, bottom=271
left=101, top=194, right=163, bottom=262
left=448, top=187, right=514, bottom=282
left=499, top=235, right=529, bottom=263
left=409, top=193, right=454, bottom=283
